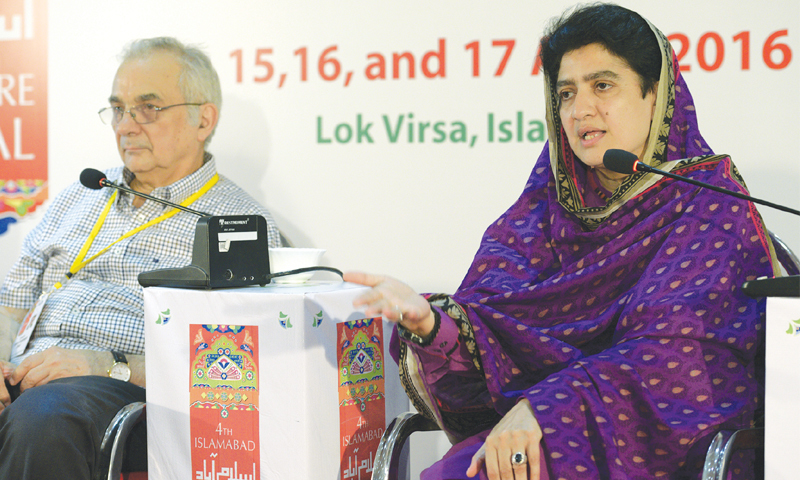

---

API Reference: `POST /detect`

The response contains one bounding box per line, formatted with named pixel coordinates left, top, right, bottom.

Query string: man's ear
left=196, top=103, right=219, bottom=143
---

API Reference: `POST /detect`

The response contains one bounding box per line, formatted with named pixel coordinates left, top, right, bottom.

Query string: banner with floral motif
left=190, top=324, right=260, bottom=479
left=337, top=318, right=385, bottom=480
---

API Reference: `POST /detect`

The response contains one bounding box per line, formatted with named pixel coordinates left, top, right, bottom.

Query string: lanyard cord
left=53, top=174, right=219, bottom=289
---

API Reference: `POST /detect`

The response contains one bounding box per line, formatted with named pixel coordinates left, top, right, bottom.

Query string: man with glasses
left=0, top=37, right=282, bottom=478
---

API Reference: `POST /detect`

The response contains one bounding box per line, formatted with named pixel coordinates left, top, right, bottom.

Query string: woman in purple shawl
left=346, top=4, right=779, bottom=479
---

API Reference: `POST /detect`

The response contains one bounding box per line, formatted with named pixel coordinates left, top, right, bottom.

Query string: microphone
left=79, top=168, right=211, bottom=217
left=79, top=168, right=109, bottom=190
left=602, top=149, right=800, bottom=217
left=80, top=168, right=343, bottom=288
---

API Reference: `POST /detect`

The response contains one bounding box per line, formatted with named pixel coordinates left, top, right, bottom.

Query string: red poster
left=0, top=0, right=48, bottom=235
left=190, top=325, right=260, bottom=480
left=337, top=318, right=386, bottom=480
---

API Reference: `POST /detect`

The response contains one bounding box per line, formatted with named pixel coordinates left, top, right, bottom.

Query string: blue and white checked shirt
left=0, top=155, right=281, bottom=363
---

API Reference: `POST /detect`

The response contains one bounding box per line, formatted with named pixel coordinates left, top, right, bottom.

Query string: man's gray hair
left=119, top=37, right=222, bottom=146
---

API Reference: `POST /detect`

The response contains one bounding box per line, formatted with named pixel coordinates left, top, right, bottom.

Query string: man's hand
left=0, top=360, right=15, bottom=413
left=8, top=347, right=109, bottom=393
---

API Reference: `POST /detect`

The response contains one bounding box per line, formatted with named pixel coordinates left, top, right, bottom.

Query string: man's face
left=109, top=52, right=208, bottom=188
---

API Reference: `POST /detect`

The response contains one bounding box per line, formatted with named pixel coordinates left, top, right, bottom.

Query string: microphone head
left=80, top=168, right=107, bottom=190
left=602, top=149, right=639, bottom=174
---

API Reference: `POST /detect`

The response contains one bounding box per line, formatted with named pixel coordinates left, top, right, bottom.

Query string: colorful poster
left=337, top=318, right=386, bottom=480
left=190, top=324, right=260, bottom=480
left=0, top=0, right=48, bottom=235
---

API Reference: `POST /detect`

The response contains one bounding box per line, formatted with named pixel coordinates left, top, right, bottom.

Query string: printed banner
left=0, top=0, right=48, bottom=235
left=190, top=324, right=260, bottom=480
left=337, top=318, right=386, bottom=480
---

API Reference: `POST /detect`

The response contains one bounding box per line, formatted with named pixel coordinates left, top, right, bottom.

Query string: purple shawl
left=399, top=17, right=779, bottom=480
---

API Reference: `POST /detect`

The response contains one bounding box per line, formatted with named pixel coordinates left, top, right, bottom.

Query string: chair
left=370, top=231, right=799, bottom=480
left=701, top=428, right=764, bottom=480
left=372, top=412, right=440, bottom=480
left=96, top=401, right=147, bottom=480
left=769, top=230, right=800, bottom=276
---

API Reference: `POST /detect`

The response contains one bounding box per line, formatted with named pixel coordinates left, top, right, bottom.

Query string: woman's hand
left=467, top=398, right=543, bottom=480
left=343, top=271, right=435, bottom=337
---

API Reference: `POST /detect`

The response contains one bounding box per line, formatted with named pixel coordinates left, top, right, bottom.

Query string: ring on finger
left=393, top=304, right=404, bottom=323
left=511, top=451, right=527, bottom=466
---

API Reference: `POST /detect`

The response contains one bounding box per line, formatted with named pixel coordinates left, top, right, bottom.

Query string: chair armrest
left=371, top=412, right=441, bottom=480
left=702, top=427, right=764, bottom=480
left=96, top=401, right=147, bottom=480
left=770, top=230, right=800, bottom=276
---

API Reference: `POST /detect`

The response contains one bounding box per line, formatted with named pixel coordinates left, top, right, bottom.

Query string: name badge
left=10, top=291, right=50, bottom=361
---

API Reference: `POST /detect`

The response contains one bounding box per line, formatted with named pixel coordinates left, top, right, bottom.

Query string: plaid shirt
left=0, top=155, right=281, bottom=362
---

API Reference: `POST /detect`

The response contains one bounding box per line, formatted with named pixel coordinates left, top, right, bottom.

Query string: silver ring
left=511, top=451, right=527, bottom=466
left=393, top=305, right=404, bottom=323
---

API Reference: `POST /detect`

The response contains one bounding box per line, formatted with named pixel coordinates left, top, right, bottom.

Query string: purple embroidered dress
left=393, top=17, right=779, bottom=480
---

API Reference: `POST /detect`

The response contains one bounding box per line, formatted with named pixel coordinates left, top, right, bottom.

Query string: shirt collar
left=121, top=152, right=216, bottom=205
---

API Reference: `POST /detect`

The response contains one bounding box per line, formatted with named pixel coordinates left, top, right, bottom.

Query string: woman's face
left=556, top=43, right=657, bottom=171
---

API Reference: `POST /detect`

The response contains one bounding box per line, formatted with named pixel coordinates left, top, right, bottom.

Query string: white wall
left=1, top=1, right=798, bottom=476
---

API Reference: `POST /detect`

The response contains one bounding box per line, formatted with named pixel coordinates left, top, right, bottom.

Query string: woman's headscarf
left=546, top=18, right=719, bottom=227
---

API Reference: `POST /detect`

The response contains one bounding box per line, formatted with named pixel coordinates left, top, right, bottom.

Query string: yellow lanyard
left=53, top=174, right=219, bottom=289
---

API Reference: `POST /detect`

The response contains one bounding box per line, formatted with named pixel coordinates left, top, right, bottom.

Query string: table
left=765, top=297, right=800, bottom=479
left=143, top=281, right=408, bottom=480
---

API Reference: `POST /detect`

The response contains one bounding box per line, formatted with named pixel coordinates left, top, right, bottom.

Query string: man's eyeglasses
left=98, top=103, right=203, bottom=125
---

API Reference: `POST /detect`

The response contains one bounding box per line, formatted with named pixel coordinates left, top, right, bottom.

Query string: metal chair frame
left=372, top=412, right=440, bottom=480
left=701, top=428, right=764, bottom=480
left=97, top=402, right=146, bottom=480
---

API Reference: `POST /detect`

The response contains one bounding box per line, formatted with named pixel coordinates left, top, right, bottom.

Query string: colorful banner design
left=190, top=324, right=260, bottom=480
left=0, top=0, right=49, bottom=235
left=337, top=318, right=386, bottom=480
